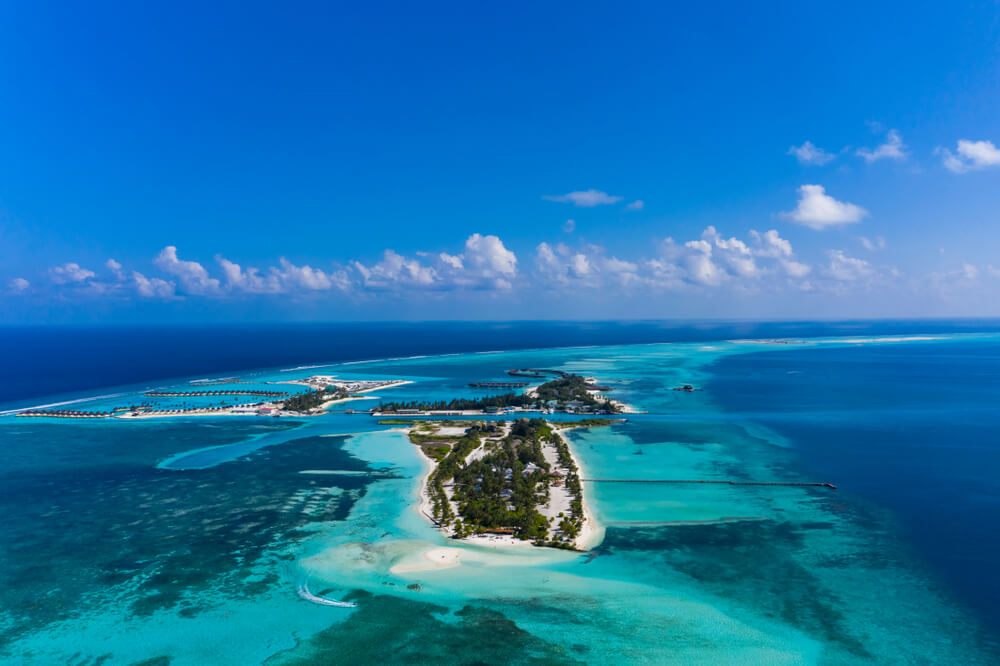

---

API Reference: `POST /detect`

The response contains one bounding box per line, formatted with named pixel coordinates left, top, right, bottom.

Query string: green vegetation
left=450, top=418, right=553, bottom=541
left=377, top=393, right=534, bottom=413
left=378, top=374, right=618, bottom=414
left=281, top=386, right=348, bottom=412
left=403, top=417, right=601, bottom=548
left=552, top=418, right=620, bottom=428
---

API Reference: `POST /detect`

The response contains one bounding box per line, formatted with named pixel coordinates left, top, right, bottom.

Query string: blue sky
left=2, top=1, right=999, bottom=322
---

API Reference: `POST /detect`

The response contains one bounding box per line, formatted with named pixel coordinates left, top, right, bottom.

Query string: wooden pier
left=582, top=478, right=837, bottom=490
left=145, top=390, right=287, bottom=398
left=468, top=381, right=529, bottom=388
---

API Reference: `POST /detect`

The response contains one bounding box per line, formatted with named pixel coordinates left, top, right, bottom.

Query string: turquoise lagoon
left=1, top=335, right=998, bottom=664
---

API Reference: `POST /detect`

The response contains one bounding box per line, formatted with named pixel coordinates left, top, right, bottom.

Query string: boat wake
left=296, top=581, right=357, bottom=608
left=0, top=393, right=129, bottom=416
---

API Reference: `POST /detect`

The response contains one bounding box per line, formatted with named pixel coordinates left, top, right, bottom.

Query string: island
left=375, top=373, right=624, bottom=416
left=397, top=416, right=620, bottom=550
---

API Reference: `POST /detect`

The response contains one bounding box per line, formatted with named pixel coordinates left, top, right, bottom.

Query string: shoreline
left=553, top=425, right=605, bottom=550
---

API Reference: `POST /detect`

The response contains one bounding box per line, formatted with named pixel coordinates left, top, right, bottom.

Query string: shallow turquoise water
left=1, top=335, right=998, bottom=664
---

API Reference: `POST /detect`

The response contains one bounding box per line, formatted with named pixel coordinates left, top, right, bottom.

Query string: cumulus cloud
left=355, top=234, right=518, bottom=291
left=463, top=233, right=517, bottom=285
left=275, top=258, right=350, bottom=291
left=788, top=141, right=836, bottom=166
left=937, top=139, right=1000, bottom=173
left=780, top=184, right=868, bottom=230
left=354, top=250, right=438, bottom=289
left=535, top=227, right=810, bottom=293
left=535, top=242, right=640, bottom=288
left=856, top=129, right=906, bottom=163
left=438, top=253, right=463, bottom=270
left=9, top=277, right=29, bottom=292
left=542, top=189, right=623, bottom=207
left=701, top=227, right=757, bottom=278
left=215, top=256, right=283, bottom=293
left=106, top=258, right=125, bottom=280
left=49, top=262, right=97, bottom=284
left=563, top=219, right=576, bottom=233
left=154, top=246, right=221, bottom=295
left=132, top=271, right=175, bottom=298
left=625, top=200, right=644, bottom=211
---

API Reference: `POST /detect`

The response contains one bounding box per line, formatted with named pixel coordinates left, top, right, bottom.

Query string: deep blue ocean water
left=708, top=339, right=1000, bottom=634
left=4, top=319, right=1000, bottom=406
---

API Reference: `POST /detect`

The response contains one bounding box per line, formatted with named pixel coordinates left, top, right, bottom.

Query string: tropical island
left=398, top=416, right=619, bottom=550
left=376, top=373, right=622, bottom=415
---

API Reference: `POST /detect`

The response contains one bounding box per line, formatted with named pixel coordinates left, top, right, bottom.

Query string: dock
left=144, top=390, right=288, bottom=398
left=468, top=381, right=529, bottom=388
left=506, top=368, right=569, bottom=379
left=582, top=479, right=837, bottom=490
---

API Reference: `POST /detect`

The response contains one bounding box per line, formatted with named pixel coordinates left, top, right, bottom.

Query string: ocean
left=1, top=322, right=998, bottom=664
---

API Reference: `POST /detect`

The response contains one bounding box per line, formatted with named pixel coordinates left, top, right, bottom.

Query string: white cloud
left=824, top=250, right=874, bottom=281
left=859, top=236, right=886, bottom=251
left=9, top=277, right=29, bottom=292
left=535, top=243, right=593, bottom=285
left=987, top=265, right=1000, bottom=278
left=354, top=234, right=518, bottom=291
left=611, top=228, right=810, bottom=290
left=780, top=184, right=868, bottom=230
left=534, top=242, right=638, bottom=288
left=542, top=189, right=623, bottom=207
left=937, top=139, right=1000, bottom=173
left=563, top=219, right=576, bottom=233
left=438, top=253, right=463, bottom=270
left=105, top=258, right=124, bottom=280
left=782, top=259, right=811, bottom=278
left=215, top=256, right=283, bottom=293
left=463, top=233, right=517, bottom=280
left=702, top=227, right=757, bottom=277
left=153, top=246, right=221, bottom=294
left=625, top=200, right=644, bottom=211
left=132, top=271, right=175, bottom=298
left=354, top=250, right=438, bottom=289
left=750, top=229, right=792, bottom=258
left=787, top=141, right=836, bottom=165
left=856, top=129, right=906, bottom=163
left=275, top=258, right=349, bottom=291
left=49, top=262, right=96, bottom=284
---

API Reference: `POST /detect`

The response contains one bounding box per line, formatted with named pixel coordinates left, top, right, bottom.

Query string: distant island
left=376, top=373, right=623, bottom=415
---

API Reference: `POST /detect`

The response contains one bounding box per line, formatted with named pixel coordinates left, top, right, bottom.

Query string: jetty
left=144, top=390, right=287, bottom=398
left=468, top=381, right=529, bottom=388
left=507, top=368, right=569, bottom=378
left=582, top=478, right=837, bottom=490
left=17, top=409, right=111, bottom=419
left=505, top=369, right=611, bottom=391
